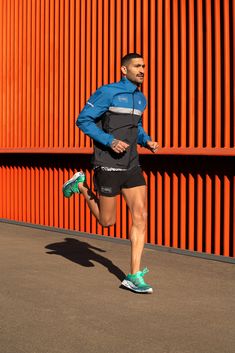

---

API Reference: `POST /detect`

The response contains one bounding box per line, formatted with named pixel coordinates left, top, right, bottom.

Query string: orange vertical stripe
left=10, top=0, right=14, bottom=148
left=64, top=0, right=69, bottom=148
left=97, top=0, right=103, bottom=86
left=197, top=0, right=203, bottom=147
left=44, top=167, right=49, bottom=226
left=172, top=172, right=179, bottom=248
left=75, top=0, right=80, bottom=147
left=103, top=0, right=109, bottom=85
left=31, top=166, right=35, bottom=224
left=150, top=0, right=156, bottom=142
left=91, top=0, right=97, bottom=92
left=164, top=172, right=171, bottom=246
left=63, top=168, right=69, bottom=229
left=22, top=165, right=27, bottom=222
left=18, top=166, right=23, bottom=221
left=59, top=167, right=64, bottom=229
left=59, top=0, right=64, bottom=148
left=53, top=167, right=59, bottom=228
left=180, top=0, right=186, bottom=147
left=205, top=174, right=212, bottom=253
left=85, top=169, right=91, bottom=233
left=2, top=0, right=6, bottom=148
left=157, top=0, right=163, bottom=146
left=205, top=0, right=212, bottom=147
left=39, top=166, right=44, bottom=225
left=223, top=0, right=230, bottom=148
left=234, top=176, right=235, bottom=257
left=2, top=166, right=7, bottom=218
left=18, top=0, right=23, bottom=148
left=214, top=1, right=221, bottom=147
left=40, top=0, right=45, bottom=147
left=6, top=166, right=10, bottom=218
left=150, top=171, right=156, bottom=244
left=233, top=0, right=235, bottom=147
left=197, top=174, right=203, bottom=252
left=10, top=166, right=14, bottom=219
left=80, top=0, right=86, bottom=148
left=109, top=0, right=115, bottom=83
left=69, top=0, right=75, bottom=148
left=35, top=166, right=40, bottom=225
left=22, top=0, right=27, bottom=148
left=223, top=176, right=230, bottom=256
left=31, top=1, right=36, bottom=148
left=188, top=173, right=195, bottom=251
left=44, top=0, right=49, bottom=148
left=128, top=0, right=134, bottom=53
left=172, top=0, right=178, bottom=147
left=0, top=0, right=2, bottom=148
left=180, top=173, right=186, bottom=249
left=122, top=0, right=128, bottom=56
left=85, top=0, right=91, bottom=150
left=214, top=175, right=221, bottom=255
left=35, top=0, right=40, bottom=148
left=157, top=171, right=163, bottom=245
left=142, top=0, right=149, bottom=136
left=188, top=0, right=195, bottom=147
left=26, top=0, right=32, bottom=148
left=164, top=0, right=171, bottom=147
left=69, top=173, right=75, bottom=231
left=54, top=0, right=59, bottom=148
left=49, top=167, right=54, bottom=226
left=13, top=166, right=17, bottom=220
left=0, top=167, right=2, bottom=218
left=135, top=0, right=142, bottom=54
left=49, top=0, right=55, bottom=148
left=6, top=0, right=11, bottom=148
left=13, top=2, right=19, bottom=147
left=25, top=165, right=30, bottom=222
left=115, top=1, right=121, bottom=80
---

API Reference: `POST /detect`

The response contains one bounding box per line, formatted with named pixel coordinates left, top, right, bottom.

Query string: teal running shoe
left=121, top=267, right=153, bottom=294
left=62, top=171, right=86, bottom=198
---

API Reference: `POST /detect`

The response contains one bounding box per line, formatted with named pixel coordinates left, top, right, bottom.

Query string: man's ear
left=121, top=65, right=127, bottom=75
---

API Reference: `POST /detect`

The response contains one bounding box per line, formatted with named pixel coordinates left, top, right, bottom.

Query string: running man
left=63, top=53, right=159, bottom=293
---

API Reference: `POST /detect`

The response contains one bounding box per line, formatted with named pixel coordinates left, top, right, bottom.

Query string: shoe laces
left=133, top=268, right=149, bottom=286
left=140, top=267, right=149, bottom=277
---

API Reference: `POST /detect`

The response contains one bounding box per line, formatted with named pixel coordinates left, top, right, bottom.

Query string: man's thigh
left=99, top=195, right=117, bottom=225
left=121, top=185, right=147, bottom=215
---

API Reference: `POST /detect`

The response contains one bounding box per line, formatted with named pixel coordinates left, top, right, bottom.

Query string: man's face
left=121, top=58, right=145, bottom=86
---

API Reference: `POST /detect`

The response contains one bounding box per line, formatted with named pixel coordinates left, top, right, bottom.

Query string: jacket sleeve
left=137, top=117, right=151, bottom=146
left=76, top=88, right=114, bottom=147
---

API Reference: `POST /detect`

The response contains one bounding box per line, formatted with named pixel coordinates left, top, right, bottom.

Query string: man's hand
left=111, top=139, right=129, bottom=153
left=146, top=141, right=160, bottom=153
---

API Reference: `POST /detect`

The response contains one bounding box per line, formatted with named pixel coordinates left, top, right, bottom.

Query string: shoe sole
left=62, top=172, right=85, bottom=191
left=121, top=279, right=153, bottom=294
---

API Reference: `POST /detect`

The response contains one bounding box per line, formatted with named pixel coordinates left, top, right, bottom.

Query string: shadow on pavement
left=45, top=237, right=126, bottom=281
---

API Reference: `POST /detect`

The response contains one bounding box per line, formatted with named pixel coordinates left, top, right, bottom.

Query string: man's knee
left=132, top=207, right=147, bottom=228
left=99, top=215, right=116, bottom=227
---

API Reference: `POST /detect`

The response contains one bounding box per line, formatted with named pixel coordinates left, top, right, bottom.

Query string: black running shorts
left=94, top=166, right=146, bottom=197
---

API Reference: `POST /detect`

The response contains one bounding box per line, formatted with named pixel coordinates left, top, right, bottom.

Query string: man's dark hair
left=121, top=53, right=143, bottom=66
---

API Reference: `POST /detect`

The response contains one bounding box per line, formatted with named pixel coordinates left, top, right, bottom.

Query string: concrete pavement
left=0, top=222, right=235, bottom=353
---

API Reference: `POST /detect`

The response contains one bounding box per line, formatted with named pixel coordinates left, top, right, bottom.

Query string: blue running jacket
left=76, top=77, right=151, bottom=169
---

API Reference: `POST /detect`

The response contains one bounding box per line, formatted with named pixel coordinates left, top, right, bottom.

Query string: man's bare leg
left=78, top=181, right=117, bottom=227
left=121, top=185, right=147, bottom=274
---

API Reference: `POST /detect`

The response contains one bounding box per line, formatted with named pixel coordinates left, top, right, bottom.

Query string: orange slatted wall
left=0, top=0, right=235, bottom=258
